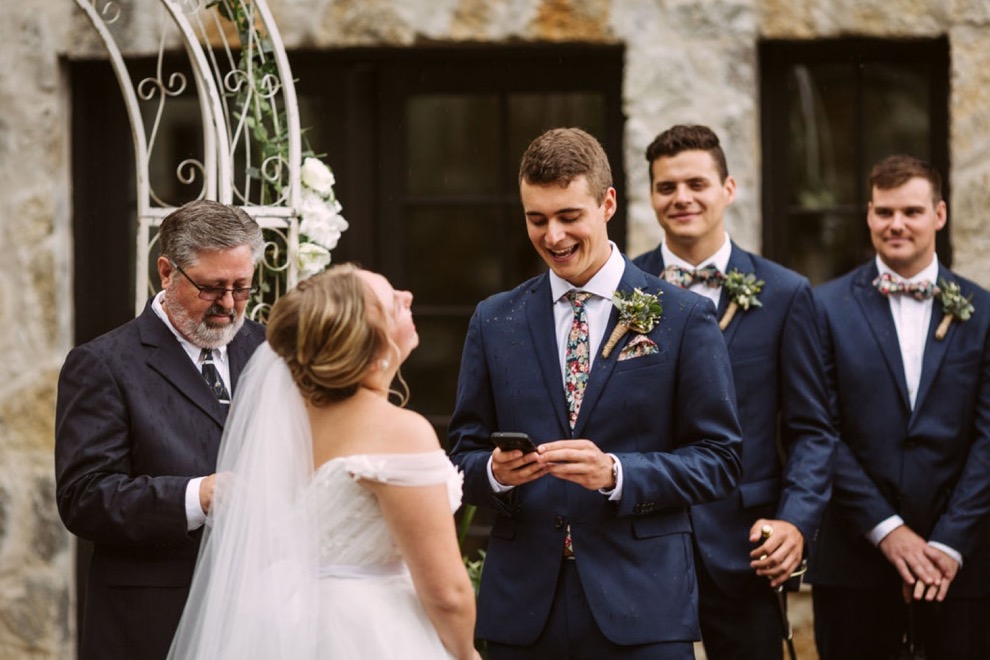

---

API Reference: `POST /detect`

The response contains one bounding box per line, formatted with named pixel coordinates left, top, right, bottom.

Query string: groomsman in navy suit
left=809, top=155, right=990, bottom=658
left=633, top=125, right=836, bottom=659
left=450, top=127, right=743, bottom=658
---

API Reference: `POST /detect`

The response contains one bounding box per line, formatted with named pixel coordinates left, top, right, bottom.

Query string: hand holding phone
left=490, top=431, right=538, bottom=454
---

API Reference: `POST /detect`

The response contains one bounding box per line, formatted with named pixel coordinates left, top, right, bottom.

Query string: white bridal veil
left=168, top=344, right=321, bottom=659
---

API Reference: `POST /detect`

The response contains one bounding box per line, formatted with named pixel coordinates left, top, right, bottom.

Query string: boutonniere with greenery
left=602, top=288, right=663, bottom=358
left=935, top=278, right=974, bottom=340
left=719, top=270, right=764, bottom=330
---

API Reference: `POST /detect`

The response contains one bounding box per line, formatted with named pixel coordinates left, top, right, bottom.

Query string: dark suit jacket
left=808, top=260, right=990, bottom=598
left=449, top=260, right=743, bottom=646
left=633, top=243, right=835, bottom=594
left=55, top=302, right=265, bottom=660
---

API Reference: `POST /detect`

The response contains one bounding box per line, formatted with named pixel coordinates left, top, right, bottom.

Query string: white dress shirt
left=660, top=233, right=732, bottom=309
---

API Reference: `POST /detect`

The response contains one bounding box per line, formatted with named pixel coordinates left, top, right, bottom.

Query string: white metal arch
left=73, top=0, right=304, bottom=319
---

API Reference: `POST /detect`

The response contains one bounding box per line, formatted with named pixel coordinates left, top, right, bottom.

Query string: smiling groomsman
left=633, top=124, right=836, bottom=659
left=450, top=127, right=743, bottom=659
left=809, top=155, right=990, bottom=658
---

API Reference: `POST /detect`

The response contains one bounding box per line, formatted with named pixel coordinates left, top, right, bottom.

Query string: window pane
left=507, top=222, right=548, bottom=287
left=787, top=64, right=858, bottom=209
left=405, top=95, right=500, bottom=196
left=787, top=210, right=871, bottom=285
left=862, top=63, right=931, bottom=167
left=403, top=206, right=504, bottom=305
left=403, top=315, right=470, bottom=417
left=507, top=93, right=606, bottom=170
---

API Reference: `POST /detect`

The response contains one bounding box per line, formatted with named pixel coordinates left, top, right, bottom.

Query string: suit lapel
left=571, top=263, right=644, bottom=438
left=718, top=243, right=753, bottom=346
left=137, top=304, right=228, bottom=426
left=227, top=323, right=261, bottom=391
left=853, top=264, right=911, bottom=410
left=913, top=264, right=953, bottom=415
left=525, top=275, right=571, bottom=433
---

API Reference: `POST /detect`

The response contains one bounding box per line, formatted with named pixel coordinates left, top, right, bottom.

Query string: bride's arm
left=370, top=475, right=479, bottom=660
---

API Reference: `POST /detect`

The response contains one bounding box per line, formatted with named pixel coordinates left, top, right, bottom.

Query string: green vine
left=208, top=0, right=347, bottom=316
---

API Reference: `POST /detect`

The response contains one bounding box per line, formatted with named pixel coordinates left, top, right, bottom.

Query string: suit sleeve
left=930, top=325, right=990, bottom=558
left=776, top=282, right=837, bottom=543
left=816, top=294, right=899, bottom=537
left=55, top=345, right=191, bottom=545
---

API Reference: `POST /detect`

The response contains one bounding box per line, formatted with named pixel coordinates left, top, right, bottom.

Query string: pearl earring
left=380, top=358, right=390, bottom=371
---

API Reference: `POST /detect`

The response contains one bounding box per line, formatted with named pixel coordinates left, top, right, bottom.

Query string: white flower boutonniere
left=719, top=270, right=764, bottom=330
left=935, top=278, right=974, bottom=340
left=602, top=288, right=663, bottom=358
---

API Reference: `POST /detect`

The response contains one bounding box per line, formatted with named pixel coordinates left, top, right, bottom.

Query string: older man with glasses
left=55, top=199, right=267, bottom=660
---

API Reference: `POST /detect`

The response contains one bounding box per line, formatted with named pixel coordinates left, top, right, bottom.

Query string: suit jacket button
left=633, top=504, right=642, bottom=514
left=554, top=515, right=565, bottom=529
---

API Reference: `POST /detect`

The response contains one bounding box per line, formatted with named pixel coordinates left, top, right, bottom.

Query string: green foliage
left=723, top=270, right=764, bottom=311
left=938, top=278, right=975, bottom=321
left=611, top=288, right=663, bottom=333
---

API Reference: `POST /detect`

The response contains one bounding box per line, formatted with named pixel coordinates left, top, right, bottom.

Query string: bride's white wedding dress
left=168, top=345, right=462, bottom=659
left=311, top=452, right=461, bottom=658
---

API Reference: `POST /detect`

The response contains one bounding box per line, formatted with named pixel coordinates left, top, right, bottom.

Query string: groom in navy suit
left=449, top=127, right=743, bottom=658
left=55, top=201, right=266, bottom=659
left=809, top=155, right=990, bottom=658
left=633, top=124, right=836, bottom=658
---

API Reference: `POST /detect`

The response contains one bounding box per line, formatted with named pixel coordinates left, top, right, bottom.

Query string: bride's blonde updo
left=266, top=263, right=388, bottom=407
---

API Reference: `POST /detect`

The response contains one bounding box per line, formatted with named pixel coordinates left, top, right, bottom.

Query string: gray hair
left=158, top=200, right=264, bottom=268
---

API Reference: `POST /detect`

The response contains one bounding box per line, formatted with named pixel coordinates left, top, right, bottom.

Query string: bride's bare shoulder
left=309, top=392, right=441, bottom=461
left=375, top=404, right=439, bottom=453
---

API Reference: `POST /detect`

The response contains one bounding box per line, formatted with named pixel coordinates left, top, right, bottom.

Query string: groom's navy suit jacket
left=633, top=243, right=835, bottom=594
left=808, top=261, right=990, bottom=598
left=449, top=260, right=743, bottom=646
left=55, top=302, right=265, bottom=659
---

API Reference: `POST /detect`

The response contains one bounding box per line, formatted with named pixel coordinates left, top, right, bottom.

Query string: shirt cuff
left=598, top=453, right=622, bottom=501
left=487, top=455, right=516, bottom=493
left=928, top=541, right=963, bottom=567
left=185, top=477, right=207, bottom=531
left=866, top=515, right=904, bottom=546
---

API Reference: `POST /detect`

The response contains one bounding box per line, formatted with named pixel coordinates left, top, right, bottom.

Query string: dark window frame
left=759, top=37, right=950, bottom=280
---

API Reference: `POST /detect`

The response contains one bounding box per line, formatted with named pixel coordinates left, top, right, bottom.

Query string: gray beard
left=163, top=291, right=245, bottom=349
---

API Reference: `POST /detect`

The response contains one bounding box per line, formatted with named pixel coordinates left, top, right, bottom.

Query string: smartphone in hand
left=490, top=432, right=538, bottom=454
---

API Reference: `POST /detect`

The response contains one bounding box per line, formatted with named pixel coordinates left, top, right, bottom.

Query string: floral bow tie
left=872, top=273, right=939, bottom=301
left=661, top=263, right=726, bottom=289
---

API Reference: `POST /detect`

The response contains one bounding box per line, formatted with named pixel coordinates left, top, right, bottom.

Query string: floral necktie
left=872, top=273, right=939, bottom=301
left=562, top=290, right=592, bottom=559
left=564, top=291, right=592, bottom=430
left=661, top=263, right=726, bottom=289
left=200, top=348, right=231, bottom=405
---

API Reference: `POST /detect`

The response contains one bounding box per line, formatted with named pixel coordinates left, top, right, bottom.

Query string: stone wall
left=2, top=0, right=987, bottom=656
left=1, top=0, right=76, bottom=656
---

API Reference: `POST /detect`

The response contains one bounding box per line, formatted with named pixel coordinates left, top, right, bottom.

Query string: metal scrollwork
left=74, top=0, right=304, bottom=315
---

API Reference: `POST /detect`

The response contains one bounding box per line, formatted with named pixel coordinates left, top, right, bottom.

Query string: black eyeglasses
left=171, top=262, right=257, bottom=302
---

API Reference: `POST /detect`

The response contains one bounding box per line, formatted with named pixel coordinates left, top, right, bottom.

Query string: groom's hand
left=492, top=447, right=546, bottom=486
left=538, top=439, right=615, bottom=491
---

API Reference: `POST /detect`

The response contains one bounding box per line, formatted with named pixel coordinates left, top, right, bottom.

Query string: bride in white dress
left=168, top=264, right=479, bottom=660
